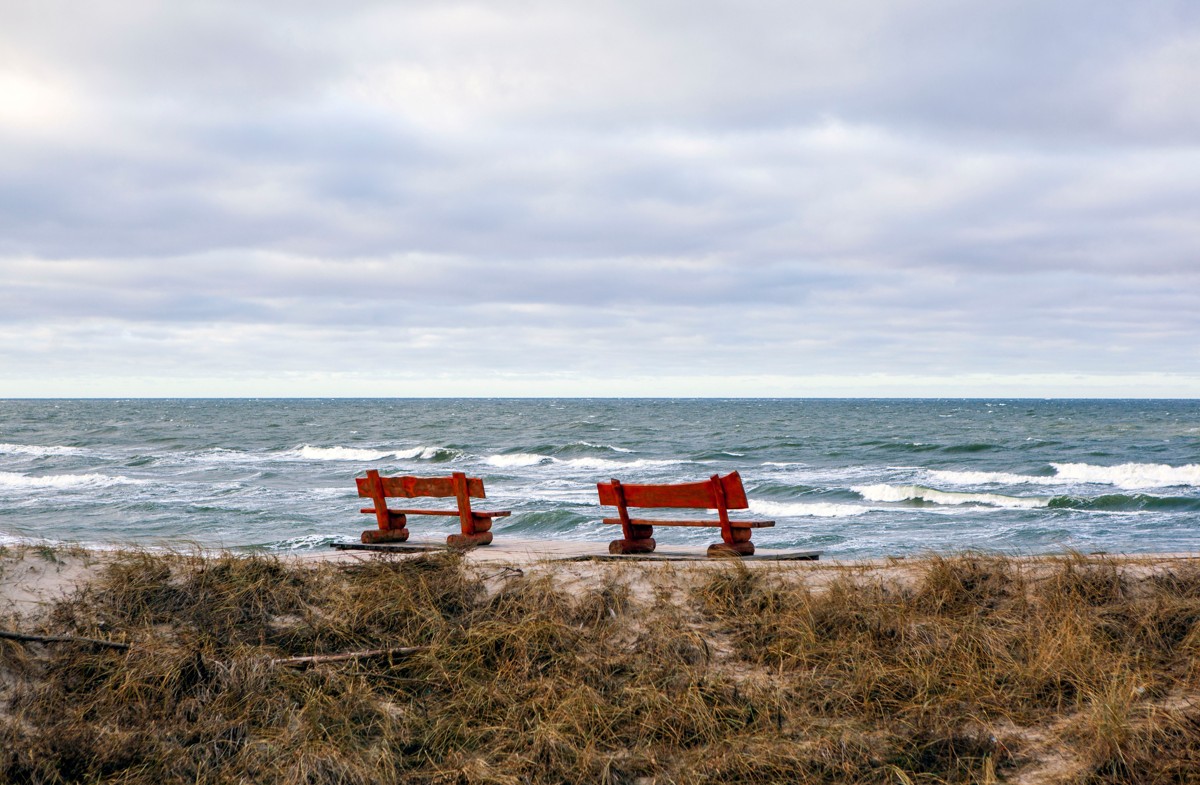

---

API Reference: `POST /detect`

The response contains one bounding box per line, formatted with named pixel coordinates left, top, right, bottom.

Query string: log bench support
left=597, top=471, right=774, bottom=558
left=357, top=469, right=509, bottom=548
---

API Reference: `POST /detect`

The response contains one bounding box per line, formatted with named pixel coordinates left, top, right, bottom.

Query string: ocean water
left=0, top=399, right=1197, bottom=558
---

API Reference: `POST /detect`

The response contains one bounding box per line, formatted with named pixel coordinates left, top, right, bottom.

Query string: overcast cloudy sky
left=2, top=0, right=1198, bottom=397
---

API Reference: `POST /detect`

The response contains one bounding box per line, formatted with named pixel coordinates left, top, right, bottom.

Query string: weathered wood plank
left=596, top=471, right=750, bottom=509
left=356, top=475, right=486, bottom=499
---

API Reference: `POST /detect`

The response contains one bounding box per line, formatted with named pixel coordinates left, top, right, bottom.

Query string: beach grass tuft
left=2, top=550, right=1199, bottom=783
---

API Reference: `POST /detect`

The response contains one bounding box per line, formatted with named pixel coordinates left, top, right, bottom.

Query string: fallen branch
left=0, top=629, right=130, bottom=650
left=271, top=646, right=426, bottom=668
left=482, top=566, right=524, bottom=580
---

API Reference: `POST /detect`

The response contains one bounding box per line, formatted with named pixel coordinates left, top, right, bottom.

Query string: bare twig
left=482, top=566, right=524, bottom=580
left=271, top=646, right=426, bottom=668
left=0, top=629, right=130, bottom=650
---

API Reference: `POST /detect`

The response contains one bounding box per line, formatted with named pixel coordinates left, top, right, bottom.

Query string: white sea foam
left=0, top=443, right=85, bottom=457
left=301, top=487, right=356, bottom=498
left=1049, top=462, right=1200, bottom=489
left=189, top=448, right=257, bottom=464
left=929, top=469, right=1063, bottom=486
left=930, top=463, right=1200, bottom=490
left=748, top=499, right=874, bottom=518
left=295, top=445, right=397, bottom=461
left=290, top=445, right=444, bottom=462
left=556, top=457, right=685, bottom=471
left=854, top=483, right=1052, bottom=509
left=486, top=453, right=553, bottom=468
left=0, top=471, right=144, bottom=490
left=265, top=534, right=344, bottom=551
left=394, top=446, right=447, bottom=460
left=576, top=441, right=635, bottom=453
left=487, top=454, right=683, bottom=471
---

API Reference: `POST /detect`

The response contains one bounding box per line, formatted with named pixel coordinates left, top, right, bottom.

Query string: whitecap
left=748, top=499, right=874, bottom=518
left=930, top=463, right=1200, bottom=490
left=0, top=471, right=145, bottom=490
left=853, top=483, right=1051, bottom=509
left=575, top=441, right=635, bottom=453
left=264, top=534, right=344, bottom=551
left=556, top=457, right=686, bottom=471
left=294, top=445, right=397, bottom=461
left=394, top=446, right=445, bottom=460
left=928, top=469, right=1063, bottom=486
left=302, top=487, right=356, bottom=498
left=486, top=453, right=553, bottom=468
left=1049, top=462, right=1200, bottom=489
left=193, top=448, right=256, bottom=463
left=0, top=443, right=86, bottom=457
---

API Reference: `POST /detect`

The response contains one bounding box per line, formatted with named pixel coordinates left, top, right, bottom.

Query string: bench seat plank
left=362, top=508, right=511, bottom=517
left=602, top=517, right=774, bottom=529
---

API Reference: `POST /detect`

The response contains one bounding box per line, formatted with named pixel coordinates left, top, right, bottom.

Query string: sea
left=1, top=399, right=1197, bottom=558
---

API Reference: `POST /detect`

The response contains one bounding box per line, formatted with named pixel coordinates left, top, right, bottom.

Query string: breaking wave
left=930, top=463, right=1200, bottom=490
left=1049, top=494, right=1200, bottom=513
left=485, top=454, right=685, bottom=471
left=748, top=500, right=876, bottom=518
left=486, top=453, right=553, bottom=468
left=261, top=534, right=345, bottom=551
left=1049, top=462, right=1200, bottom=489
left=295, top=445, right=396, bottom=461
left=0, top=443, right=86, bottom=457
left=0, top=471, right=145, bottom=490
left=928, top=469, right=1062, bottom=486
left=574, top=441, right=635, bottom=453
left=854, top=483, right=1052, bottom=509
left=291, top=445, right=455, bottom=462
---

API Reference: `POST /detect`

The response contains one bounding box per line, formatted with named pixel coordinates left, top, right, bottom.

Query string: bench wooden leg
left=707, top=541, right=754, bottom=557
left=362, top=528, right=410, bottom=544
left=446, top=513, right=495, bottom=548
left=363, top=512, right=408, bottom=543
left=447, top=531, right=493, bottom=548
left=609, top=537, right=656, bottom=554
left=609, top=523, right=655, bottom=554
left=708, top=521, right=754, bottom=557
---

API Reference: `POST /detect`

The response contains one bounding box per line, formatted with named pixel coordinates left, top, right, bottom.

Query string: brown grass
left=2, top=550, right=1199, bottom=784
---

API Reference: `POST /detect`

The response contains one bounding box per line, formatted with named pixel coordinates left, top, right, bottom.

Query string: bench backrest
left=596, top=471, right=749, bottom=510
left=356, top=473, right=487, bottom=499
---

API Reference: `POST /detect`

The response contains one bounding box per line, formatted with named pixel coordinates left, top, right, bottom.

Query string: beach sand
left=5, top=538, right=1198, bottom=613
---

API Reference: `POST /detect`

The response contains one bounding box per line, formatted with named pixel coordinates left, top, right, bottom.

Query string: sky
left=1, top=0, right=1198, bottom=397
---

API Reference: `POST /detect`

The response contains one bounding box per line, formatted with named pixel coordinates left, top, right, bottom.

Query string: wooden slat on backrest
left=356, top=475, right=486, bottom=499
left=596, top=472, right=749, bottom=510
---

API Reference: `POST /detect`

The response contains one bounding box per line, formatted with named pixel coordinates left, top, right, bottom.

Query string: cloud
left=0, top=0, right=1198, bottom=395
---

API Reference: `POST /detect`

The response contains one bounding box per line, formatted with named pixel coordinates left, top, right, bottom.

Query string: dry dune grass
left=1, top=549, right=1198, bottom=784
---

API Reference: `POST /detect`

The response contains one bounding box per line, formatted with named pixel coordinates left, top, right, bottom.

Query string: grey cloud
left=1, top=0, right=1198, bottom=395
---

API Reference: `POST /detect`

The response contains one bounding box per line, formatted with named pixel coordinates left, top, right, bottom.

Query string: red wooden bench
left=596, top=471, right=774, bottom=557
left=356, top=469, right=510, bottom=548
